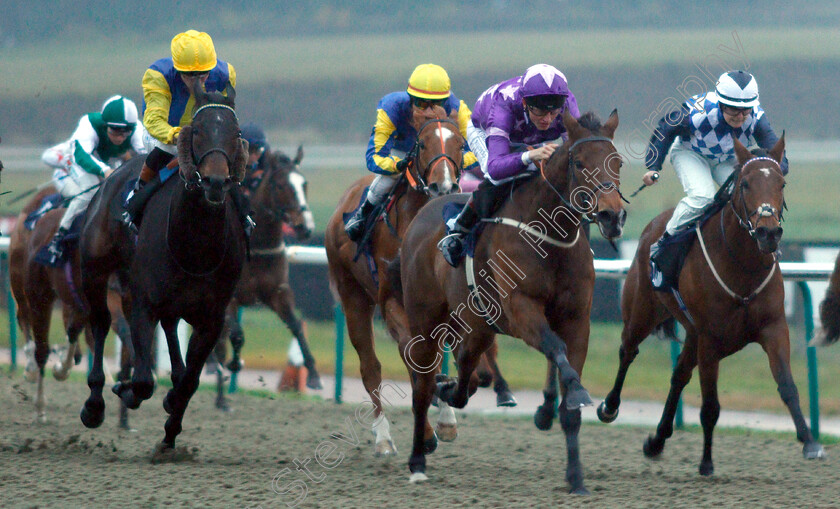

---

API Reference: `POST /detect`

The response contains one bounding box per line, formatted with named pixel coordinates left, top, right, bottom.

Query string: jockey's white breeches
left=665, top=144, right=736, bottom=235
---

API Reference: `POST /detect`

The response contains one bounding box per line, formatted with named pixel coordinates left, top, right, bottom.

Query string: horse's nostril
left=596, top=210, right=616, bottom=224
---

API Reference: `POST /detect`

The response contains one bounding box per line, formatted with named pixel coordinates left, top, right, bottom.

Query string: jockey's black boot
left=229, top=183, right=255, bottom=237
left=47, top=226, right=69, bottom=261
left=121, top=172, right=163, bottom=234
left=649, top=231, right=671, bottom=262
left=438, top=201, right=480, bottom=268
left=344, top=198, right=376, bottom=242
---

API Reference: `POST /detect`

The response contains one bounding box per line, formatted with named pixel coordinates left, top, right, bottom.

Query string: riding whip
left=629, top=172, right=659, bottom=198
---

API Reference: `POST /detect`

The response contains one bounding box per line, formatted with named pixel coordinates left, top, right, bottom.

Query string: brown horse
left=211, top=146, right=319, bottom=410
left=396, top=111, right=625, bottom=492
left=9, top=188, right=133, bottom=427
left=79, top=81, right=248, bottom=451
left=326, top=116, right=479, bottom=456
left=815, top=252, right=840, bottom=345
left=598, top=135, right=825, bottom=475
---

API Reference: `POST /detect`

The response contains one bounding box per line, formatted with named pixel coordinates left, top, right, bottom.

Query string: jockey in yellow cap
left=344, top=63, right=478, bottom=242
left=122, top=30, right=251, bottom=234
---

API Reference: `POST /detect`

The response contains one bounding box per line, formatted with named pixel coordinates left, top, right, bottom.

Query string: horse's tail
left=387, top=253, right=403, bottom=303
left=653, top=316, right=678, bottom=341
left=814, top=289, right=840, bottom=346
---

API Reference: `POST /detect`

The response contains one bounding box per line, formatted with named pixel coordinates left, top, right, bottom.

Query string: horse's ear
left=769, top=131, right=786, bottom=164
left=602, top=109, right=619, bottom=138
left=177, top=125, right=196, bottom=178
left=224, top=83, right=236, bottom=108
left=563, top=110, right=585, bottom=140
left=294, top=145, right=304, bottom=166
left=231, top=137, right=248, bottom=182
left=191, top=78, right=208, bottom=107
left=732, top=135, right=753, bottom=165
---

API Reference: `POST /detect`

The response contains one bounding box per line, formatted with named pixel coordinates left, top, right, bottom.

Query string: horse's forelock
left=576, top=111, right=603, bottom=133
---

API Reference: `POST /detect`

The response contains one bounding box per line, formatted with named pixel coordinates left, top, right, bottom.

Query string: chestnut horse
left=79, top=82, right=248, bottom=451
left=212, top=146, right=319, bottom=410
left=598, top=136, right=825, bottom=475
left=397, top=111, right=625, bottom=492
left=326, top=116, right=480, bottom=456
left=9, top=189, right=133, bottom=427
left=815, top=252, right=840, bottom=345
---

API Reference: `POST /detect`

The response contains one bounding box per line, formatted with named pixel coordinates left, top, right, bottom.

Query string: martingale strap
left=465, top=255, right=505, bottom=334
left=481, top=217, right=581, bottom=248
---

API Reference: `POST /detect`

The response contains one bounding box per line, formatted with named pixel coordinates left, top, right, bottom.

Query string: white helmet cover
left=715, top=71, right=759, bottom=108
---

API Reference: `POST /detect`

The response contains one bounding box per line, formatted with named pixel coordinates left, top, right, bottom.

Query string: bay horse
left=78, top=80, right=248, bottom=451
left=396, top=110, right=625, bottom=492
left=325, top=115, right=486, bottom=456
left=9, top=188, right=133, bottom=427
left=815, top=251, right=840, bottom=345
left=598, top=135, right=825, bottom=475
left=212, top=146, right=319, bottom=410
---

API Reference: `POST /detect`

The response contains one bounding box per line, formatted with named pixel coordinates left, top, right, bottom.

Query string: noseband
left=404, top=118, right=462, bottom=194
left=729, top=157, right=785, bottom=239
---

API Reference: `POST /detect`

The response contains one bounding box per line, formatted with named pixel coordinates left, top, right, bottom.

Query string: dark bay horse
left=598, top=135, right=825, bottom=475
left=212, top=146, right=319, bottom=410
left=79, top=81, right=248, bottom=451
left=9, top=189, right=132, bottom=427
left=397, top=111, right=625, bottom=492
left=815, top=251, right=840, bottom=345
left=326, top=115, right=482, bottom=456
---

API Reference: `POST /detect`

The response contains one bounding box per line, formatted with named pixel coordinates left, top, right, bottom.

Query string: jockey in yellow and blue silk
left=344, top=63, right=478, bottom=242
left=122, top=29, right=238, bottom=231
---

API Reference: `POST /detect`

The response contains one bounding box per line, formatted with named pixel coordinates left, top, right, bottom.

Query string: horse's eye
left=574, top=160, right=584, bottom=170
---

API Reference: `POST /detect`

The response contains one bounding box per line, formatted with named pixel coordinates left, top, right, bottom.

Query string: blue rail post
left=441, top=349, right=450, bottom=376
left=670, top=338, right=684, bottom=428
left=227, top=307, right=244, bottom=394
left=2, top=252, right=17, bottom=371
left=334, top=303, right=345, bottom=404
left=797, top=281, right=820, bottom=440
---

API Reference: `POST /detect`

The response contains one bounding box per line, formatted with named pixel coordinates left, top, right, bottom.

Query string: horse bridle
left=182, top=103, right=239, bottom=193
left=263, top=168, right=310, bottom=223
left=729, top=157, right=785, bottom=239
left=404, top=118, right=462, bottom=194
left=541, top=135, right=627, bottom=221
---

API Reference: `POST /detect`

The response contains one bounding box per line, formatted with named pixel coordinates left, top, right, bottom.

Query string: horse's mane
left=204, top=89, right=234, bottom=107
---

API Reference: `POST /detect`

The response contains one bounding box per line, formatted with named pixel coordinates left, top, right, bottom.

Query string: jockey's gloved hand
left=396, top=158, right=410, bottom=173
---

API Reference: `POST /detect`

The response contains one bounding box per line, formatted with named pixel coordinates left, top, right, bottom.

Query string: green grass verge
left=4, top=307, right=839, bottom=416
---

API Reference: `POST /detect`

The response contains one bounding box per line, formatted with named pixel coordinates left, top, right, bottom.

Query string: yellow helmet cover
left=171, top=30, right=217, bottom=72
left=407, top=64, right=451, bottom=100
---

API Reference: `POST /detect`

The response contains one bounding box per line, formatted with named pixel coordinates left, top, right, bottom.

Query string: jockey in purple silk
left=438, top=63, right=580, bottom=267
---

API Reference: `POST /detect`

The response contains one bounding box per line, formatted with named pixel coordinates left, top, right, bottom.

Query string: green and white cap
left=101, top=95, right=139, bottom=128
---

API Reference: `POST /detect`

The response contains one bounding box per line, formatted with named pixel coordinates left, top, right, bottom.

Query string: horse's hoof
left=496, top=390, right=517, bottom=407
left=306, top=372, right=323, bottom=390
left=804, top=442, right=826, bottom=460
left=435, top=423, right=458, bottom=442
left=596, top=401, right=618, bottom=423
left=374, top=440, right=397, bottom=457
left=53, top=366, right=70, bottom=381
left=423, top=434, right=438, bottom=454
left=80, top=402, right=105, bottom=429
left=215, top=398, right=234, bottom=413
left=534, top=404, right=556, bottom=431
left=565, top=379, right=593, bottom=409
left=434, top=380, right=457, bottom=406
left=643, top=435, right=664, bottom=458
left=408, top=472, right=428, bottom=483
left=119, top=422, right=137, bottom=433
left=698, top=461, right=714, bottom=476
left=569, top=486, right=591, bottom=496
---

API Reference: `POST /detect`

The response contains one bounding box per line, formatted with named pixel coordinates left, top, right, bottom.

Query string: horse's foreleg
left=408, top=367, right=438, bottom=483
left=644, top=332, right=698, bottom=459
left=223, top=304, right=244, bottom=372
left=273, top=284, right=321, bottom=390
left=559, top=397, right=588, bottom=495
left=115, top=303, right=156, bottom=410
left=696, top=351, right=721, bottom=476
left=29, top=296, right=52, bottom=423
left=483, top=341, right=517, bottom=407
left=53, top=321, right=81, bottom=381
left=761, top=326, right=825, bottom=460
left=598, top=343, right=641, bottom=424
left=535, top=360, right=558, bottom=430
left=80, top=298, right=110, bottom=429
left=162, top=321, right=222, bottom=449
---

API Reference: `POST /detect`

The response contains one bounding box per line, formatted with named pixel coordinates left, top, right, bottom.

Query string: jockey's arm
left=644, top=104, right=692, bottom=173
left=365, top=108, right=400, bottom=175
left=69, top=116, right=110, bottom=177
left=142, top=68, right=180, bottom=145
